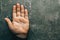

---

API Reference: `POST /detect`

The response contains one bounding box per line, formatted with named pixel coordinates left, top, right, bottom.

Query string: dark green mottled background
left=0, top=0, right=60, bottom=40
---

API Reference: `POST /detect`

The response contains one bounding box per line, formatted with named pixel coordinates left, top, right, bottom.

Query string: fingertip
left=24, top=9, right=28, bottom=19
left=5, top=18, right=13, bottom=28
left=13, top=5, right=16, bottom=8
left=25, top=9, right=28, bottom=15
left=4, top=18, right=10, bottom=21
left=25, top=9, right=28, bottom=12
left=21, top=4, right=23, bottom=6
left=25, top=9, right=28, bottom=14
left=17, top=3, right=20, bottom=5
left=13, top=5, right=16, bottom=13
left=5, top=18, right=9, bottom=22
left=13, top=5, right=16, bottom=18
left=5, top=18, right=8, bottom=20
left=21, top=5, right=24, bottom=17
left=21, top=5, right=24, bottom=10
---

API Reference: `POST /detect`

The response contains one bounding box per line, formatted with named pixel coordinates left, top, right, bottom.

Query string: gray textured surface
left=0, top=0, right=60, bottom=40
left=28, top=0, right=60, bottom=40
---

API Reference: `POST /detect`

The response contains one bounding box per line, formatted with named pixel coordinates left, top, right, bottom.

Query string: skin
left=5, top=3, right=29, bottom=38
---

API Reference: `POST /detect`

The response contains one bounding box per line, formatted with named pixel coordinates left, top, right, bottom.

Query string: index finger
left=13, top=5, right=16, bottom=19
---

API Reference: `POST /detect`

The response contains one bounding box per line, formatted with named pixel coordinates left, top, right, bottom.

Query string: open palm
left=5, top=3, right=29, bottom=38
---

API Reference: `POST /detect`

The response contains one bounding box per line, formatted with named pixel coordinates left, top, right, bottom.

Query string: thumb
left=5, top=18, right=13, bottom=28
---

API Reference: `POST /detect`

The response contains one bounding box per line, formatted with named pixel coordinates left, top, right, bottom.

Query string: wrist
left=16, top=33, right=27, bottom=38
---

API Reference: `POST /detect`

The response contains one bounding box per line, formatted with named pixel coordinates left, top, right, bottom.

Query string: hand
left=5, top=3, right=29, bottom=38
